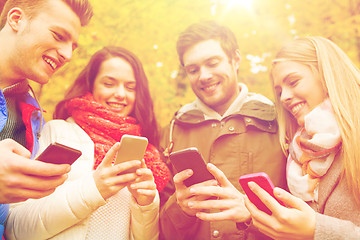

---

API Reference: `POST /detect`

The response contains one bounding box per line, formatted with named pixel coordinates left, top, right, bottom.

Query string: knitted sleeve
left=143, top=144, right=170, bottom=192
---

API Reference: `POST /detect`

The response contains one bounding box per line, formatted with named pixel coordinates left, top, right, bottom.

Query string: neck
left=213, top=87, right=240, bottom=116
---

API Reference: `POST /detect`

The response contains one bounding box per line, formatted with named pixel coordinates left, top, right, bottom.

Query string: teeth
left=108, top=102, right=125, bottom=108
left=291, top=103, right=304, bottom=114
left=203, top=83, right=218, bottom=91
left=43, top=56, right=57, bottom=70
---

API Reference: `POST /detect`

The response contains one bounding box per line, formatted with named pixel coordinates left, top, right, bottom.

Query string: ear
left=7, top=8, right=24, bottom=32
left=232, top=49, right=241, bottom=71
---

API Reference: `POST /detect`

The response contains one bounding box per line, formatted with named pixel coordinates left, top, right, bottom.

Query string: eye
left=52, top=31, right=65, bottom=41
left=289, top=78, right=299, bottom=87
left=126, top=82, right=136, bottom=91
left=207, top=58, right=220, bottom=67
left=103, top=81, right=115, bottom=87
left=186, top=66, right=199, bottom=75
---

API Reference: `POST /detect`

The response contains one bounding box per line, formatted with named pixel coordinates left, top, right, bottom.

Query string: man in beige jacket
left=159, top=21, right=287, bottom=240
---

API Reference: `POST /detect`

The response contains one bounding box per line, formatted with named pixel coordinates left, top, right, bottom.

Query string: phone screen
left=239, top=172, right=284, bottom=215
left=36, top=142, right=82, bottom=165
left=169, top=147, right=215, bottom=187
left=114, top=135, right=148, bottom=173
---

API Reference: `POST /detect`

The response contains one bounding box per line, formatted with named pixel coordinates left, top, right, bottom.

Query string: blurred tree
left=33, top=0, right=360, bottom=127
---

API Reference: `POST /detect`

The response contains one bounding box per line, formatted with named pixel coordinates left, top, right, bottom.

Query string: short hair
left=54, top=46, right=160, bottom=147
left=176, top=21, right=239, bottom=66
left=0, top=0, right=93, bottom=29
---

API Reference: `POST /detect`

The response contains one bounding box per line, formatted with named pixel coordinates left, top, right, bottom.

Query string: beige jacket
left=159, top=84, right=287, bottom=240
left=5, top=118, right=159, bottom=240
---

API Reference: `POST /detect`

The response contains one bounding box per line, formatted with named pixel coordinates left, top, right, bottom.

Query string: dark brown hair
left=176, top=21, right=239, bottom=66
left=0, top=0, right=93, bottom=29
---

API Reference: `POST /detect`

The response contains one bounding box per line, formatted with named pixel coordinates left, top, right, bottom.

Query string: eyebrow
left=184, top=56, right=222, bottom=68
left=282, top=72, right=299, bottom=84
left=54, top=26, right=78, bottom=50
left=273, top=72, right=298, bottom=89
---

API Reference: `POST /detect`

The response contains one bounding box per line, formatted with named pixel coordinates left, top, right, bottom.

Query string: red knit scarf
left=66, top=93, right=169, bottom=191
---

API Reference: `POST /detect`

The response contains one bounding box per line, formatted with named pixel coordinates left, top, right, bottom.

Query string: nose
left=280, top=87, right=292, bottom=104
left=114, top=84, right=126, bottom=99
left=199, top=66, right=212, bottom=82
left=58, top=43, right=73, bottom=63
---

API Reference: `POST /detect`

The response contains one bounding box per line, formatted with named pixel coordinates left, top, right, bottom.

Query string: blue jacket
left=0, top=87, right=44, bottom=237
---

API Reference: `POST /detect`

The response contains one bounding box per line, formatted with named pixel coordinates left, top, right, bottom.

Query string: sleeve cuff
left=236, top=218, right=252, bottom=230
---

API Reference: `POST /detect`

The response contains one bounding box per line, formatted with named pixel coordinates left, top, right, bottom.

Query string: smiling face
left=272, top=61, right=327, bottom=126
left=183, top=39, right=240, bottom=115
left=9, top=0, right=81, bottom=86
left=92, top=57, right=136, bottom=117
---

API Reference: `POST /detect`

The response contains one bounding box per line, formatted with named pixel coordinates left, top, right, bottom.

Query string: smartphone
left=114, top=134, right=148, bottom=173
left=239, top=172, right=284, bottom=215
left=169, top=147, right=215, bottom=187
left=36, top=142, right=82, bottom=165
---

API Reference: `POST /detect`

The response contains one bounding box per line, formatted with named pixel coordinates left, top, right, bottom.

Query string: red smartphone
left=169, top=147, right=215, bottom=187
left=36, top=142, right=82, bottom=165
left=114, top=134, right=148, bottom=173
left=239, top=172, right=284, bottom=215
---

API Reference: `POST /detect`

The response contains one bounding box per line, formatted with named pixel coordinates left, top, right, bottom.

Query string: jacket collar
left=175, top=83, right=276, bottom=124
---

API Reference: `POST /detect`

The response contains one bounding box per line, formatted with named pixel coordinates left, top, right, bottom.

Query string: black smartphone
left=169, top=147, right=215, bottom=187
left=114, top=134, right=148, bottom=173
left=36, top=142, right=82, bottom=165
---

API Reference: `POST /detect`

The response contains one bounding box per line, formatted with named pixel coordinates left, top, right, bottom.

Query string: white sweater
left=5, top=118, right=159, bottom=240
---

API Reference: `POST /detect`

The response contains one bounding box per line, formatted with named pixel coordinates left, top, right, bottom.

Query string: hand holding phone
left=169, top=147, right=214, bottom=187
left=239, top=172, right=284, bottom=215
left=36, top=142, right=82, bottom=165
left=114, top=134, right=148, bottom=173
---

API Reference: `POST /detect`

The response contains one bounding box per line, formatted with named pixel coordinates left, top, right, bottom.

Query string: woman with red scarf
left=5, top=46, right=170, bottom=240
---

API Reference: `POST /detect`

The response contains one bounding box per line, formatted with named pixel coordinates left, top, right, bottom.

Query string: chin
left=31, top=78, right=50, bottom=85
left=297, top=118, right=305, bottom=127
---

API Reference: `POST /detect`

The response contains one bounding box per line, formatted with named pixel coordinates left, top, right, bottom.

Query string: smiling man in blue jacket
left=0, top=0, right=93, bottom=237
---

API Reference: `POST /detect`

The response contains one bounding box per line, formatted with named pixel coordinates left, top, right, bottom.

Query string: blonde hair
left=271, top=36, right=360, bottom=203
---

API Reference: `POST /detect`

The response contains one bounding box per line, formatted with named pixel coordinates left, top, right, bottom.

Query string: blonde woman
left=244, top=37, right=360, bottom=239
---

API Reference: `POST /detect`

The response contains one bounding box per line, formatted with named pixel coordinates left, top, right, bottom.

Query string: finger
left=135, top=168, right=154, bottom=180
left=173, top=169, right=193, bottom=190
left=3, top=188, right=56, bottom=203
left=244, top=195, right=273, bottom=227
left=273, top=187, right=307, bottom=211
left=136, top=189, right=157, bottom=196
left=140, top=158, right=147, bottom=168
left=17, top=159, right=70, bottom=177
left=248, top=182, right=282, bottom=214
left=115, top=160, right=142, bottom=175
left=188, top=183, right=224, bottom=198
left=130, top=180, right=156, bottom=190
left=196, top=210, right=232, bottom=221
left=207, top=163, right=229, bottom=187
left=99, top=142, right=121, bottom=168
left=4, top=173, right=67, bottom=194
left=112, top=172, right=138, bottom=185
left=188, top=198, right=230, bottom=210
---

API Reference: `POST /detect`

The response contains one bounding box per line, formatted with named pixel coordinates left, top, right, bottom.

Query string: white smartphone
left=114, top=134, right=148, bottom=173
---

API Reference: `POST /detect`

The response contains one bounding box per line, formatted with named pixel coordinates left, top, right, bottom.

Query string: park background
left=33, top=0, right=360, bottom=127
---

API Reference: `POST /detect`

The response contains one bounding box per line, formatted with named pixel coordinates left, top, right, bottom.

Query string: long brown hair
left=54, top=46, right=160, bottom=147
